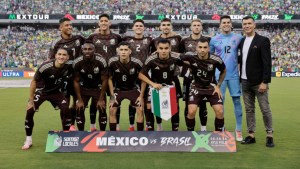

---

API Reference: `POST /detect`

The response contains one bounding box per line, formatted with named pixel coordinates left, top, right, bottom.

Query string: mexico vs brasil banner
left=151, top=86, right=178, bottom=120
left=45, top=131, right=236, bottom=153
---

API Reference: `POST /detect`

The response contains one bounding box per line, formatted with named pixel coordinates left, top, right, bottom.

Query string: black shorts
left=33, top=90, right=69, bottom=110
left=112, top=89, right=141, bottom=107
left=80, top=88, right=102, bottom=106
left=188, top=84, right=223, bottom=106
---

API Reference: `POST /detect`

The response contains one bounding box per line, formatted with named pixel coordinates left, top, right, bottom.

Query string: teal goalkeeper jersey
left=210, top=32, right=243, bottom=80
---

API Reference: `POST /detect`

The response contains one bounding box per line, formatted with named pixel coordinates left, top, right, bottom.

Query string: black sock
left=70, top=107, right=76, bottom=125
left=186, top=117, right=195, bottom=131
left=171, top=112, right=179, bottom=131
left=99, top=108, right=107, bottom=131
left=136, top=122, right=144, bottom=131
left=76, top=109, right=85, bottom=131
left=109, top=123, right=117, bottom=131
left=116, top=107, right=121, bottom=124
left=145, top=109, right=154, bottom=131
left=62, top=107, right=72, bottom=131
left=90, top=104, right=97, bottom=124
left=199, top=102, right=208, bottom=126
left=25, top=108, right=35, bottom=136
left=156, top=116, right=162, bottom=124
left=214, top=118, right=224, bottom=131
left=129, top=105, right=136, bottom=125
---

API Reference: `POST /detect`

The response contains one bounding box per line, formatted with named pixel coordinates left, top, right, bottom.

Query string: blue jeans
left=241, top=80, right=273, bottom=134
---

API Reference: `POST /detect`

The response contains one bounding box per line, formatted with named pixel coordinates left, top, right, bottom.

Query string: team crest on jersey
left=81, top=69, right=85, bottom=73
left=94, top=67, right=99, bottom=74
left=155, top=66, right=160, bottom=70
left=63, top=70, right=69, bottom=76
left=232, top=40, right=236, bottom=45
left=63, top=45, right=68, bottom=48
left=188, top=44, right=193, bottom=48
left=95, top=40, right=101, bottom=44
left=49, top=75, right=55, bottom=78
left=129, top=68, right=135, bottom=74
left=171, top=39, right=176, bottom=46
left=75, top=39, right=80, bottom=47
left=129, top=39, right=134, bottom=43
left=115, top=69, right=120, bottom=72
left=110, top=39, right=115, bottom=45
left=192, top=63, right=198, bottom=67
left=170, top=64, right=175, bottom=71
left=143, top=39, right=148, bottom=44
left=207, top=64, right=213, bottom=71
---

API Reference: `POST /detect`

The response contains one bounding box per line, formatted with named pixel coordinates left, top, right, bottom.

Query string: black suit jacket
left=239, top=33, right=272, bottom=85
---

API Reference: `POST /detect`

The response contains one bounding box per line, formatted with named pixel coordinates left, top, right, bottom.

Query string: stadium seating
left=0, top=0, right=299, bottom=15
left=0, top=26, right=299, bottom=69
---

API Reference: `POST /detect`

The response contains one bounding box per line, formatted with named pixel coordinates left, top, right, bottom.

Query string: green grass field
left=0, top=78, right=299, bottom=169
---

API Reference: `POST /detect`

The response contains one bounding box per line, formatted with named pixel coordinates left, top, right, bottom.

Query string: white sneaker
left=22, top=140, right=32, bottom=150
left=157, top=124, right=163, bottom=131
left=235, top=131, right=243, bottom=142
left=201, top=126, right=207, bottom=131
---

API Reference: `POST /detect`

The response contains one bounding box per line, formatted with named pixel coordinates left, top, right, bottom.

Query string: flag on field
left=151, top=86, right=178, bottom=120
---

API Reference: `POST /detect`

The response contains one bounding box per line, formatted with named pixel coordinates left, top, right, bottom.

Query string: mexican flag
left=151, top=86, right=178, bottom=120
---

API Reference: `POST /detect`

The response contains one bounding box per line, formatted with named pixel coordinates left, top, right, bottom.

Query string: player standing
left=87, top=14, right=122, bottom=131
left=183, top=39, right=227, bottom=132
left=121, top=19, right=152, bottom=131
left=210, top=15, right=243, bottom=141
left=150, top=18, right=182, bottom=131
left=108, top=42, right=145, bottom=131
left=22, top=48, right=73, bottom=150
left=179, top=19, right=211, bottom=131
left=73, top=41, right=108, bottom=131
left=139, top=39, right=184, bottom=131
left=49, top=17, right=85, bottom=130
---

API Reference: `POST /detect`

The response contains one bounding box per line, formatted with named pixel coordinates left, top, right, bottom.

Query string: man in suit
left=239, top=16, right=274, bottom=147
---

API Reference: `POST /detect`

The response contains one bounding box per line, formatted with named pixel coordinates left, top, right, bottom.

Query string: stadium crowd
left=0, top=25, right=299, bottom=70
left=0, top=0, right=299, bottom=15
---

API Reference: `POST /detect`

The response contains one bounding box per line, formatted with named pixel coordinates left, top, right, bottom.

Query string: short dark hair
left=161, top=18, right=172, bottom=23
left=99, top=14, right=110, bottom=20
left=198, top=38, right=209, bottom=44
left=133, top=19, right=144, bottom=26
left=242, top=16, right=255, bottom=22
left=59, top=17, right=71, bottom=25
left=220, top=15, right=231, bottom=23
left=118, top=41, right=131, bottom=49
left=57, top=47, right=72, bottom=57
left=157, top=38, right=171, bottom=46
left=84, top=40, right=93, bottom=44
left=82, top=40, right=95, bottom=48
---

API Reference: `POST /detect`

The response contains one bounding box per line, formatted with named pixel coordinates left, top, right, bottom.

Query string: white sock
left=90, top=124, right=96, bottom=128
left=130, top=124, right=134, bottom=128
left=26, top=136, right=32, bottom=141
